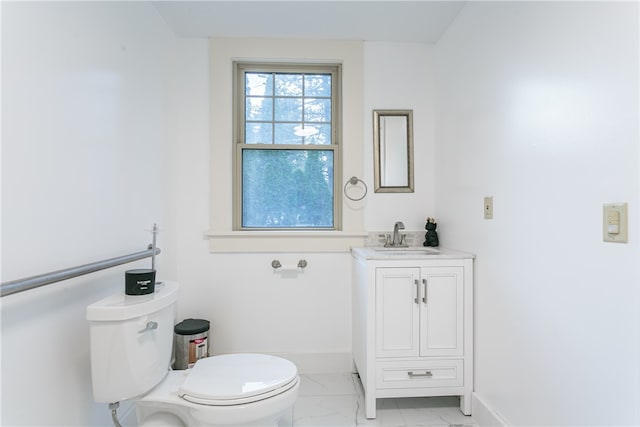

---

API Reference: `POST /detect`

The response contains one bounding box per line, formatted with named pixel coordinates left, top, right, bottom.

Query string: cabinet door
left=375, top=268, right=420, bottom=358
left=419, top=267, right=464, bottom=357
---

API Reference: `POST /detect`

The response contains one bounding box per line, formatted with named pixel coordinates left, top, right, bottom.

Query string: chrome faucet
left=390, top=221, right=406, bottom=247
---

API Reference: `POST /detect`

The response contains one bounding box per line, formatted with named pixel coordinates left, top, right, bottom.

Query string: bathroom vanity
left=351, top=247, right=474, bottom=419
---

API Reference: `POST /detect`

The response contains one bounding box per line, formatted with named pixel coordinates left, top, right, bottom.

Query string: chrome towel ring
left=344, top=176, right=368, bottom=201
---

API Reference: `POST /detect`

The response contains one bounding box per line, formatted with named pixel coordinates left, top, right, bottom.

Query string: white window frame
left=233, top=62, right=342, bottom=231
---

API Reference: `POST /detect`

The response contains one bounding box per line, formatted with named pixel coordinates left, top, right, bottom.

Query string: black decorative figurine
left=423, top=217, right=439, bottom=247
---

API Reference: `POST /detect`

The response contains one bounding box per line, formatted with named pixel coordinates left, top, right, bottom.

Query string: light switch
left=603, top=203, right=628, bottom=243
left=606, top=210, right=620, bottom=234
left=484, top=196, right=493, bottom=220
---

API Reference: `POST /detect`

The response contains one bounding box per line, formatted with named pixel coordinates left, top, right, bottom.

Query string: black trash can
left=173, top=318, right=210, bottom=370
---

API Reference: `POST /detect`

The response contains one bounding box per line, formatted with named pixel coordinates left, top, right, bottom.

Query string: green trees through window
left=242, top=150, right=334, bottom=228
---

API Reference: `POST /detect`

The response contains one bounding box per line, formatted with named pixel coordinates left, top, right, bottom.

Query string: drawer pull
left=408, top=370, right=433, bottom=378
left=414, top=279, right=420, bottom=304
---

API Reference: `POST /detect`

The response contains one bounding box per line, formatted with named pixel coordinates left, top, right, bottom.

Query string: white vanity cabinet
left=351, top=248, right=473, bottom=419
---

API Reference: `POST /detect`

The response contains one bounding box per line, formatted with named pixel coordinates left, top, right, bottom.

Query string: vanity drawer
left=376, top=359, right=463, bottom=389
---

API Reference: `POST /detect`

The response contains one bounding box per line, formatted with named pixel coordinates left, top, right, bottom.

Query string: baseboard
left=271, top=352, right=352, bottom=374
left=472, top=392, right=509, bottom=427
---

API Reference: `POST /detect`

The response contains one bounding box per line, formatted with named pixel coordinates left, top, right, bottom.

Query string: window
left=234, top=63, right=341, bottom=230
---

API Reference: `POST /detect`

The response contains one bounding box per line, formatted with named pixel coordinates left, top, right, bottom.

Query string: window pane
left=245, top=123, right=273, bottom=144
left=246, top=73, right=273, bottom=96
left=304, top=74, right=331, bottom=97
left=242, top=149, right=334, bottom=228
left=275, top=97, right=302, bottom=122
left=274, top=123, right=303, bottom=145
left=304, top=98, right=331, bottom=122
left=275, top=74, right=302, bottom=96
left=304, top=124, right=331, bottom=145
left=246, top=97, right=273, bottom=121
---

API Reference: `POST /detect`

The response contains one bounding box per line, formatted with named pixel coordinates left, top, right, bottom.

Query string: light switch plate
left=484, top=196, right=493, bottom=220
left=603, top=203, right=628, bottom=243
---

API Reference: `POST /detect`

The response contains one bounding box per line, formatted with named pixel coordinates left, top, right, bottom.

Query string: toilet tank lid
left=86, top=281, right=179, bottom=321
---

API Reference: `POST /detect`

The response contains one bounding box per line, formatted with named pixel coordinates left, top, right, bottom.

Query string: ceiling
left=152, top=1, right=466, bottom=43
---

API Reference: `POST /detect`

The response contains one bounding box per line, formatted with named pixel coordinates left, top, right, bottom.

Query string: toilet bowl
left=86, top=282, right=299, bottom=427
left=136, top=353, right=300, bottom=427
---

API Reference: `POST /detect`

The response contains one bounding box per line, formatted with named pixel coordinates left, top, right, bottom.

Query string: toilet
left=86, top=281, right=299, bottom=426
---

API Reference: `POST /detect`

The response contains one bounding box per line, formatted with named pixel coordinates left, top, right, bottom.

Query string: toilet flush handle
left=138, top=321, right=158, bottom=333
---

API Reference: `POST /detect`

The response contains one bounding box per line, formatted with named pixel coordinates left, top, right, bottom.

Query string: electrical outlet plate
left=484, top=196, right=493, bottom=220
left=603, top=203, right=628, bottom=243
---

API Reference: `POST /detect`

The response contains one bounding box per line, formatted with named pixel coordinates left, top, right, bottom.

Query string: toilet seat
left=178, top=354, right=299, bottom=406
left=180, top=376, right=299, bottom=406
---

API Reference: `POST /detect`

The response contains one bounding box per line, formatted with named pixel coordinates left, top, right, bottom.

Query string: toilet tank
left=86, top=281, right=179, bottom=403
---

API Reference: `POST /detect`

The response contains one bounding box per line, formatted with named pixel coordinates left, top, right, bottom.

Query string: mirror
left=373, top=109, right=414, bottom=193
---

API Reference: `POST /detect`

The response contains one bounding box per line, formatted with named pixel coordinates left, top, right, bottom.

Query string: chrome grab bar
left=1, top=246, right=161, bottom=298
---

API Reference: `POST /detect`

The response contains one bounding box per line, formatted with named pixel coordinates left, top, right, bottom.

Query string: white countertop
left=351, top=246, right=475, bottom=260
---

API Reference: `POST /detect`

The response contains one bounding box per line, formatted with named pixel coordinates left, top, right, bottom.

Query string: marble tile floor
left=289, top=373, right=478, bottom=427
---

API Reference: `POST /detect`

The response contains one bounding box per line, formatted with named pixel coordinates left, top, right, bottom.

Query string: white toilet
left=86, top=281, right=299, bottom=426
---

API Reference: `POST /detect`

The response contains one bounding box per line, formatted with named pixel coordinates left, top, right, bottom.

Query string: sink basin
left=352, top=246, right=473, bottom=261
left=373, top=248, right=440, bottom=255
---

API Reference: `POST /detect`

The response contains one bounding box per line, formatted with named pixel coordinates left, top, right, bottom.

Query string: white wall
left=363, top=42, right=436, bottom=232
left=8, top=2, right=635, bottom=425
left=173, top=38, right=360, bottom=369
left=435, top=2, right=639, bottom=425
left=1, top=2, right=177, bottom=425
left=0, top=9, right=440, bottom=426
left=169, top=39, right=437, bottom=369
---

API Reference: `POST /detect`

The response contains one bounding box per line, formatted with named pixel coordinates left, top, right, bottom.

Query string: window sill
left=204, top=230, right=368, bottom=253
